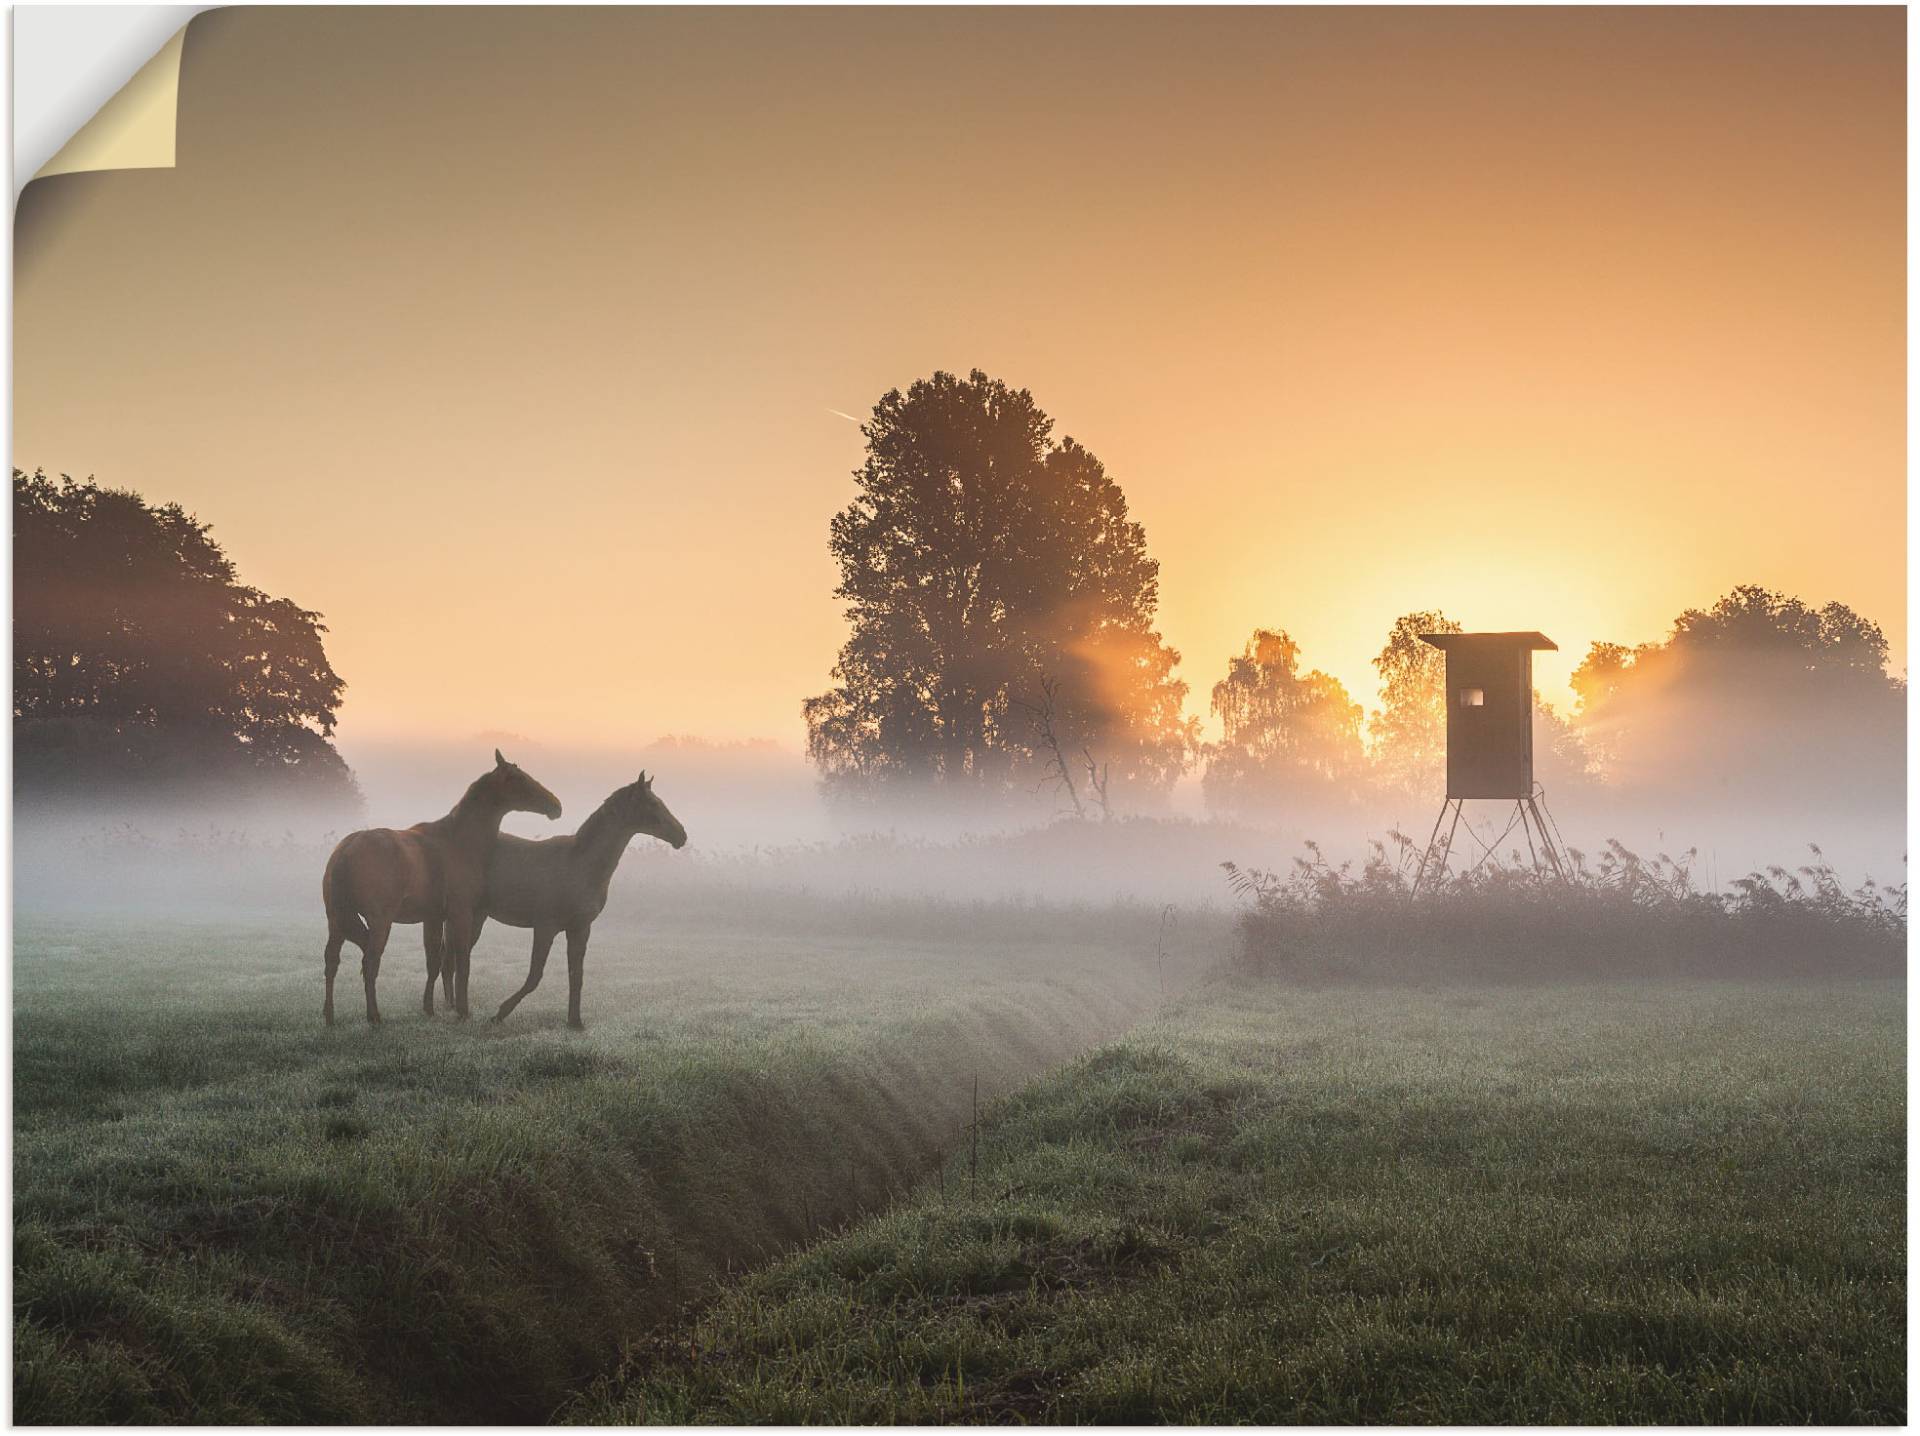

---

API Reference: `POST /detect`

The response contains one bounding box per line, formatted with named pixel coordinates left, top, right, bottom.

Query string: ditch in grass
left=571, top=978, right=1905, bottom=1424
left=14, top=901, right=1218, bottom=1423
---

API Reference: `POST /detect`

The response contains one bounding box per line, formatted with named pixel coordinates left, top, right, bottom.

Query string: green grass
left=14, top=901, right=1209, bottom=1422
left=573, top=979, right=1906, bottom=1424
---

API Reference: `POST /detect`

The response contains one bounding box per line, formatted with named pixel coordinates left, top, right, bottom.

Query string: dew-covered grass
left=14, top=898, right=1213, bottom=1422
left=576, top=979, right=1906, bottom=1424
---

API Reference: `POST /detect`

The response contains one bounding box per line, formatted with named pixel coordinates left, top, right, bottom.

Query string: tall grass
left=1223, top=835, right=1905, bottom=981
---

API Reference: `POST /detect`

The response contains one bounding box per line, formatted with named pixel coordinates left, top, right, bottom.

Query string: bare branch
left=1081, top=746, right=1111, bottom=821
left=1020, top=675, right=1083, bottom=818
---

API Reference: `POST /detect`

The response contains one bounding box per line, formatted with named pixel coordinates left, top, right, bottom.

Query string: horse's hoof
left=567, top=1019, right=585, bottom=1032
left=489, top=1013, right=505, bottom=1025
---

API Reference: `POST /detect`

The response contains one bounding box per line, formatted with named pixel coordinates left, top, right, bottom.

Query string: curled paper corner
left=34, top=24, right=190, bottom=183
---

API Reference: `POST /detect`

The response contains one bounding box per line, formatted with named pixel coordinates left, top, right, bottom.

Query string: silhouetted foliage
left=1224, top=835, right=1904, bottom=982
left=804, top=371, right=1193, bottom=806
left=1570, top=584, right=1904, bottom=813
left=1202, top=629, right=1364, bottom=814
left=1366, top=610, right=1460, bottom=799
left=1529, top=691, right=1597, bottom=793
left=14, top=469, right=356, bottom=804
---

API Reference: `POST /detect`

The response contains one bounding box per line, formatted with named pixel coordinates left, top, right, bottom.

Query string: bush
left=1223, top=836, right=1905, bottom=982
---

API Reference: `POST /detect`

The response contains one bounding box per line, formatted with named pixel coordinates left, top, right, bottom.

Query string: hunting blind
left=1411, top=630, right=1568, bottom=890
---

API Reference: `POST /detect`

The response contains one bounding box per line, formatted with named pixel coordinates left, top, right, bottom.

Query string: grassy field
left=14, top=897, right=1216, bottom=1422
left=576, top=979, right=1906, bottom=1424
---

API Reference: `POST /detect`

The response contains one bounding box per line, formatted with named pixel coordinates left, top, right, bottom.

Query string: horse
left=457, top=770, right=687, bottom=1029
left=320, top=750, right=562, bottom=1025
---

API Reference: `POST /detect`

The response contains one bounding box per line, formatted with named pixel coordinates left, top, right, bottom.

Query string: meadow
left=13, top=891, right=1220, bottom=1422
left=577, top=979, right=1906, bottom=1424
left=11, top=827, right=1907, bottom=1424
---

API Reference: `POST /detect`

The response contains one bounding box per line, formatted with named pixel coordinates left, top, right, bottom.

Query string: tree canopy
left=1366, top=610, right=1462, bottom=799
left=804, top=371, right=1193, bottom=806
left=14, top=469, right=357, bottom=804
left=1202, top=629, right=1364, bottom=814
left=1570, top=583, right=1902, bottom=811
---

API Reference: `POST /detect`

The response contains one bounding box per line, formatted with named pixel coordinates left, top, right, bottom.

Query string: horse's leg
left=446, top=908, right=476, bottom=1021
left=565, top=923, right=592, bottom=1031
left=361, top=919, right=392, bottom=1025
left=492, top=926, right=555, bottom=1024
left=441, top=915, right=470, bottom=1008
left=323, top=928, right=345, bottom=1026
left=421, top=919, right=444, bottom=1016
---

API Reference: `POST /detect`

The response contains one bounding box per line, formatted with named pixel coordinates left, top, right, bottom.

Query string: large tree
left=1202, top=629, right=1364, bottom=814
left=14, top=469, right=356, bottom=802
left=804, top=371, right=1193, bottom=805
left=1570, top=583, right=1902, bottom=811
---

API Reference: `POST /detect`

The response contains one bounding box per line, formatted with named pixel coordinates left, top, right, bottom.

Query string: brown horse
left=321, top=750, right=562, bottom=1025
left=460, top=771, right=687, bottom=1029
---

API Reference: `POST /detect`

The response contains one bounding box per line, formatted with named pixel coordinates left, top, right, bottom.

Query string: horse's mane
left=443, top=769, right=499, bottom=822
left=573, top=784, right=635, bottom=851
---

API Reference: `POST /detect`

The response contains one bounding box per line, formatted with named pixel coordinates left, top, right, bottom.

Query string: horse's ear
left=495, top=748, right=508, bottom=768
left=639, top=770, right=651, bottom=788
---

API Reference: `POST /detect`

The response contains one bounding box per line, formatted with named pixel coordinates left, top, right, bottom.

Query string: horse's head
left=487, top=749, right=564, bottom=820
left=613, top=770, right=688, bottom=849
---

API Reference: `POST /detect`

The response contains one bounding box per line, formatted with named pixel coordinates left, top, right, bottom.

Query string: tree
left=14, top=469, right=357, bottom=803
left=1569, top=583, right=1902, bottom=811
left=1367, top=609, right=1460, bottom=798
left=1202, top=629, right=1364, bottom=814
left=1530, top=691, right=1596, bottom=794
left=804, top=371, right=1194, bottom=805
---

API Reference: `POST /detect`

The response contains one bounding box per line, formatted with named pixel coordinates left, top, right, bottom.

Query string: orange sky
left=15, top=6, right=1905, bottom=754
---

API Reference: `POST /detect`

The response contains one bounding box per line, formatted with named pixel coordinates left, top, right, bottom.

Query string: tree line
left=14, top=379, right=1902, bottom=824
left=807, top=371, right=1905, bottom=818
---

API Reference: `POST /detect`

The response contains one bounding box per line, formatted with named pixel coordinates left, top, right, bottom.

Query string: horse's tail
left=322, top=838, right=372, bottom=946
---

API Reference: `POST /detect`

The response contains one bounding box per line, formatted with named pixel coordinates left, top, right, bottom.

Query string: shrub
left=1223, top=836, right=1905, bottom=982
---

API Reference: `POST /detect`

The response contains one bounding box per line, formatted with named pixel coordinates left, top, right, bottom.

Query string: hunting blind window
left=1460, top=688, right=1485, bottom=707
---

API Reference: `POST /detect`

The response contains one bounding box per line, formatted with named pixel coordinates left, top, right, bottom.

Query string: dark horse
left=458, top=771, right=687, bottom=1029
left=321, top=750, right=562, bottom=1025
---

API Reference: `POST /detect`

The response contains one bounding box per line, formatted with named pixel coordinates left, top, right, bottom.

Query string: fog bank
left=12, top=726, right=1904, bottom=921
